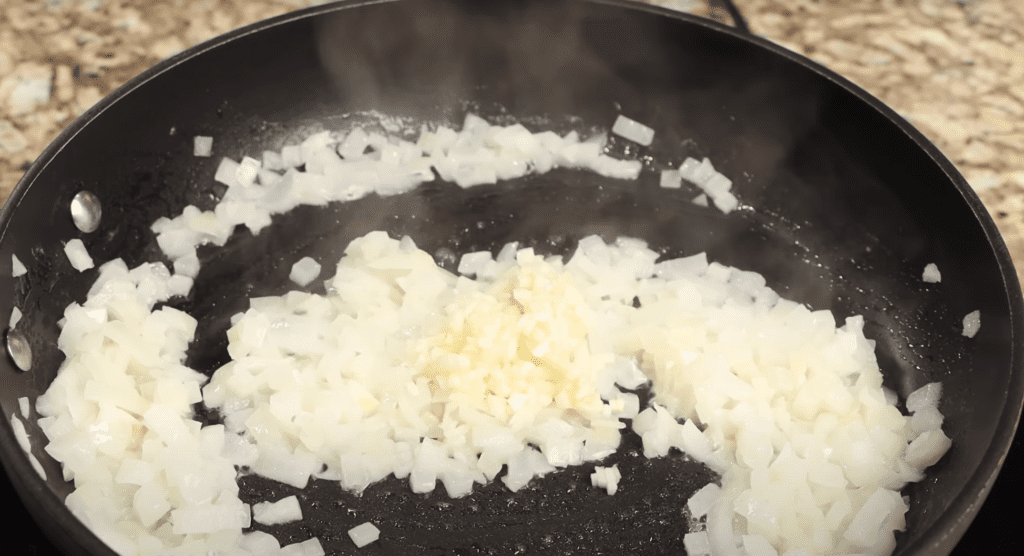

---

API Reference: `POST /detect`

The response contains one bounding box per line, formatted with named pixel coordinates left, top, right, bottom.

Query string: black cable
left=713, top=0, right=751, bottom=34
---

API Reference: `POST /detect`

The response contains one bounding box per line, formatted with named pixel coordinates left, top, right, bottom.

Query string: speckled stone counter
left=1, top=0, right=1022, bottom=280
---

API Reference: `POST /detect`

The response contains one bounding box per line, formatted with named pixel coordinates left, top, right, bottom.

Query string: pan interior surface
left=0, top=1, right=1019, bottom=555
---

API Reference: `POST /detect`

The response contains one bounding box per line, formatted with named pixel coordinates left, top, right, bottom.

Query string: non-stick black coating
left=0, top=0, right=1021, bottom=555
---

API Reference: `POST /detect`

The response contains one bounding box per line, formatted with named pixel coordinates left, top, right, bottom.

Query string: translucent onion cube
left=289, top=257, right=322, bottom=286
left=253, top=495, right=303, bottom=525
left=281, top=537, right=326, bottom=556
left=10, top=306, right=22, bottom=328
left=683, top=531, right=712, bottom=556
left=677, top=157, right=701, bottom=181
left=214, top=157, right=241, bottom=187
left=962, top=310, right=980, bottom=338
left=252, top=444, right=318, bottom=489
left=702, top=173, right=733, bottom=195
left=281, top=145, right=303, bottom=168
left=347, top=522, right=380, bottom=548
left=12, top=254, right=27, bottom=277
left=660, top=169, right=682, bottom=189
left=64, top=239, right=94, bottom=272
left=339, top=127, right=371, bottom=160
left=133, top=482, right=171, bottom=527
left=240, top=531, right=281, bottom=554
left=922, top=263, right=941, bottom=283
left=458, top=251, right=493, bottom=277
left=235, top=156, right=262, bottom=187
left=906, top=382, right=942, bottom=413
left=686, top=482, right=721, bottom=519
left=611, top=115, right=655, bottom=146
left=711, top=190, right=739, bottom=214
left=193, top=135, right=213, bottom=157
left=843, top=487, right=897, bottom=547
left=170, top=500, right=251, bottom=535
left=905, top=429, right=952, bottom=469
left=590, top=464, right=621, bottom=495
left=742, top=535, right=779, bottom=556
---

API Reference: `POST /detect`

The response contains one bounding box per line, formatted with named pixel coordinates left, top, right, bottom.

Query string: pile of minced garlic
left=31, top=114, right=951, bottom=556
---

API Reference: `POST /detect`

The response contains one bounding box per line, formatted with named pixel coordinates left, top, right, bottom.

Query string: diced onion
left=12, top=254, right=27, bottom=277
left=253, top=495, right=303, bottom=525
left=962, top=310, right=981, bottom=337
left=684, top=531, right=712, bottom=556
left=63, top=239, right=94, bottom=271
left=347, top=522, right=381, bottom=548
left=611, top=115, right=655, bottom=146
left=659, top=169, right=682, bottom=189
left=37, top=112, right=952, bottom=556
left=281, top=537, right=325, bottom=556
left=289, top=256, right=322, bottom=286
left=193, top=136, right=213, bottom=157
left=922, top=263, right=941, bottom=283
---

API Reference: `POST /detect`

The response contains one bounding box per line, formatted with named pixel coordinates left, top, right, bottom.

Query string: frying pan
left=0, top=0, right=1021, bottom=554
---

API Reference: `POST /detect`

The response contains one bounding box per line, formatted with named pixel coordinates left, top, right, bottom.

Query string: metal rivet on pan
left=70, top=190, right=102, bottom=233
left=6, top=328, right=31, bottom=372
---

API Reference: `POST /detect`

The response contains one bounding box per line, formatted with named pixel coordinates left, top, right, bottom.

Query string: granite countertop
left=0, top=0, right=1022, bottom=280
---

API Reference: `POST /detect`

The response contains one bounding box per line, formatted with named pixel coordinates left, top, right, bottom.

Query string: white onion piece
left=193, top=135, right=213, bottom=157
left=281, top=145, right=303, bottom=168
left=348, top=522, right=381, bottom=548
left=678, top=157, right=701, bottom=180
left=711, top=190, right=739, bottom=213
left=173, top=253, right=201, bottom=279
left=28, top=453, right=46, bottom=480
left=922, top=263, right=941, bottom=283
left=251, top=445, right=318, bottom=489
left=338, top=127, right=370, bottom=160
left=692, top=193, right=709, bottom=207
left=214, top=157, right=241, bottom=188
left=742, top=534, right=779, bottom=556
left=170, top=500, right=251, bottom=535
left=611, top=115, right=655, bottom=146
left=12, top=254, right=27, bottom=277
left=10, top=414, right=32, bottom=454
left=702, top=173, right=732, bottom=196
left=907, top=382, right=942, bottom=413
left=690, top=158, right=716, bottom=184
left=590, top=464, right=621, bottom=495
left=905, top=428, right=952, bottom=469
left=289, top=256, right=322, bottom=286
left=706, top=495, right=741, bottom=556
left=235, top=156, right=262, bottom=187
left=457, top=251, right=493, bottom=277
left=18, top=396, right=30, bottom=419
left=9, top=306, right=22, bottom=328
left=63, top=239, right=94, bottom=271
left=282, top=537, right=326, bottom=556
left=962, top=310, right=980, bottom=337
left=683, top=531, right=712, bottom=556
left=253, top=495, right=303, bottom=525
left=686, top=482, right=721, bottom=519
left=660, top=169, right=682, bottom=189
left=240, top=531, right=281, bottom=554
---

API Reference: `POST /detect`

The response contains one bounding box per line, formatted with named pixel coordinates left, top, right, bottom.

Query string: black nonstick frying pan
left=1, top=0, right=1021, bottom=554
